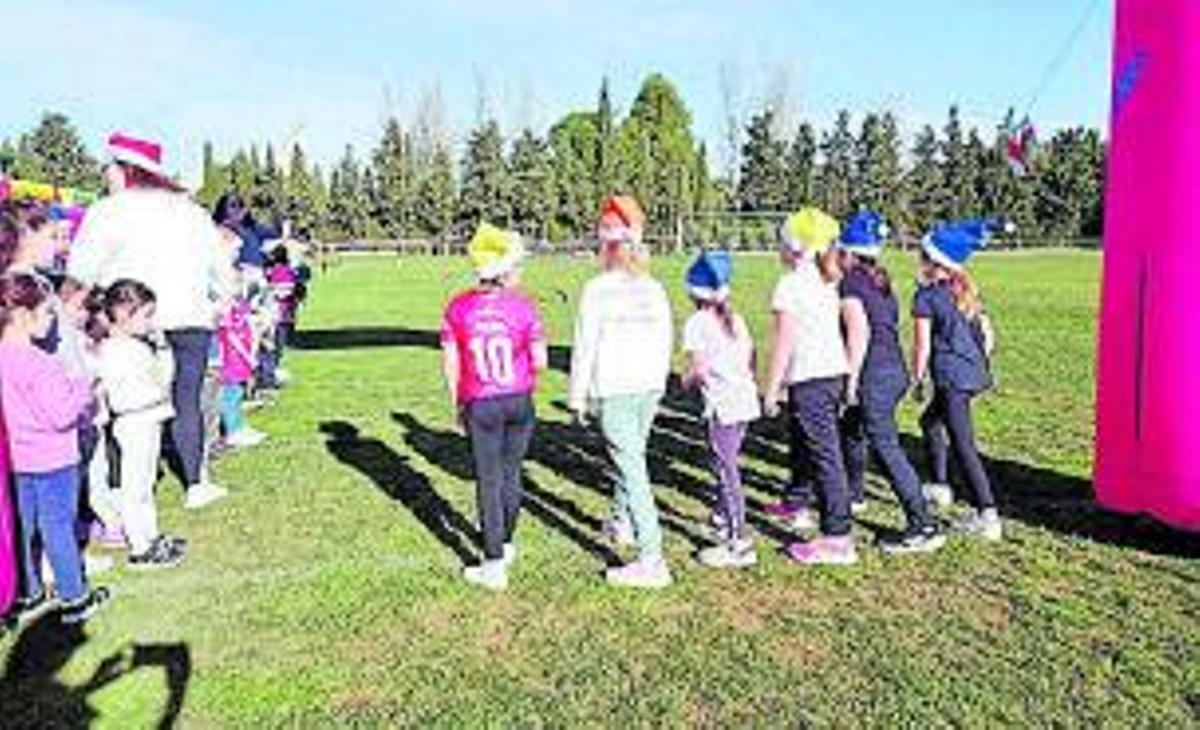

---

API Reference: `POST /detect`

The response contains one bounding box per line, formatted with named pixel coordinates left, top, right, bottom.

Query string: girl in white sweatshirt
left=95, top=280, right=187, bottom=570
left=568, top=195, right=674, bottom=589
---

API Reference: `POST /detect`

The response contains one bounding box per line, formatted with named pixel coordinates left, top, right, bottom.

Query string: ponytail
left=712, top=299, right=737, bottom=339
left=857, top=256, right=893, bottom=297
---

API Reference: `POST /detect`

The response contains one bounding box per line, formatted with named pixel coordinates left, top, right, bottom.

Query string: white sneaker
left=184, top=482, right=229, bottom=510
left=697, top=539, right=757, bottom=569
left=84, top=553, right=114, bottom=576
left=463, top=560, right=508, bottom=591
left=789, top=508, right=819, bottom=533
left=605, top=557, right=672, bottom=589
left=923, top=483, right=954, bottom=508
left=225, top=428, right=268, bottom=448
left=503, top=543, right=517, bottom=568
left=851, top=500, right=868, bottom=516
left=275, top=368, right=291, bottom=384
left=603, top=516, right=636, bottom=548
left=955, top=509, right=1003, bottom=541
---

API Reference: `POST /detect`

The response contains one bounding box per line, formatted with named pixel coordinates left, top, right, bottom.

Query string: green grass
left=2, top=251, right=1198, bottom=728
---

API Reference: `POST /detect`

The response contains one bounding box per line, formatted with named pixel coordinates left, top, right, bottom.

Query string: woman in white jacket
left=69, top=133, right=228, bottom=510
left=568, top=195, right=674, bottom=589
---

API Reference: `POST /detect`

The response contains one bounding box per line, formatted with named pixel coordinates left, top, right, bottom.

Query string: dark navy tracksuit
left=912, top=282, right=995, bottom=510
left=839, top=268, right=934, bottom=531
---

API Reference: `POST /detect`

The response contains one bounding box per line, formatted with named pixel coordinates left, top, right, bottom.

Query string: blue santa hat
left=686, top=250, right=734, bottom=302
left=921, top=218, right=1012, bottom=271
left=838, top=211, right=889, bottom=258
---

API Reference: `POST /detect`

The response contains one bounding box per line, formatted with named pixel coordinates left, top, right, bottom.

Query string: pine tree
left=459, top=120, right=509, bottom=226
left=785, top=122, right=818, bottom=209
left=508, top=129, right=555, bottom=239
left=327, top=146, right=370, bottom=239
left=413, top=145, right=455, bottom=239
left=596, top=77, right=617, bottom=199
left=623, top=73, right=701, bottom=235
left=196, top=141, right=226, bottom=208
left=817, top=110, right=855, bottom=219
left=736, top=109, right=789, bottom=212
left=284, top=144, right=323, bottom=238
left=254, top=144, right=286, bottom=224
left=940, top=106, right=980, bottom=219
left=17, top=113, right=101, bottom=188
left=549, top=111, right=600, bottom=238
left=906, top=125, right=945, bottom=236
left=372, top=118, right=412, bottom=238
left=853, top=113, right=903, bottom=227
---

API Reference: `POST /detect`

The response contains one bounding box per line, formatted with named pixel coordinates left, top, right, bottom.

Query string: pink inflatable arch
left=1095, top=0, right=1200, bottom=530
left=0, top=417, right=15, bottom=615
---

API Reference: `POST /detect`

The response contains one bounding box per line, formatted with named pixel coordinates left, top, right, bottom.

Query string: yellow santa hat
left=468, top=222, right=525, bottom=279
left=779, top=207, right=841, bottom=254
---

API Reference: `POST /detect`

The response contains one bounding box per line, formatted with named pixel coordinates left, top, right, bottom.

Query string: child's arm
left=441, top=340, right=461, bottom=408
left=682, top=351, right=710, bottom=389
left=979, top=313, right=996, bottom=357
left=841, top=298, right=870, bottom=404
left=762, top=310, right=796, bottom=416
left=912, top=317, right=933, bottom=386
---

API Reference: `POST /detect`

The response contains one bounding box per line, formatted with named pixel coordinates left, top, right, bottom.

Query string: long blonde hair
left=949, top=270, right=984, bottom=318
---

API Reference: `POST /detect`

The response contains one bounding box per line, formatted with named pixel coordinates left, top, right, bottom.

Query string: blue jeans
left=219, top=383, right=246, bottom=435
left=15, top=465, right=86, bottom=603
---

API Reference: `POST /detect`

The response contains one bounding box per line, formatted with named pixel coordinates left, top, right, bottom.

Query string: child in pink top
left=0, top=272, right=109, bottom=624
left=440, top=224, right=547, bottom=591
left=217, top=294, right=266, bottom=448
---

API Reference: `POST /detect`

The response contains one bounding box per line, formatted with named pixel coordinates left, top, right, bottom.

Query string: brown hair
left=696, top=298, right=738, bottom=339
left=0, top=271, right=51, bottom=332
left=87, top=278, right=157, bottom=341
left=786, top=247, right=842, bottom=284
left=851, top=254, right=893, bottom=297
left=118, top=162, right=182, bottom=192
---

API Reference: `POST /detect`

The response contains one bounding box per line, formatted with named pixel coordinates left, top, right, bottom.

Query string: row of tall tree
left=2, top=74, right=1106, bottom=246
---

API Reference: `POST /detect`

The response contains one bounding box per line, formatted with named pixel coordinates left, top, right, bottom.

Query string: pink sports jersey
left=440, top=287, right=546, bottom=404
left=218, top=300, right=256, bottom=385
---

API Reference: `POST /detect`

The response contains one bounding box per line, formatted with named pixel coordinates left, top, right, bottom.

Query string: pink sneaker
left=785, top=536, right=858, bottom=566
left=764, top=500, right=805, bottom=519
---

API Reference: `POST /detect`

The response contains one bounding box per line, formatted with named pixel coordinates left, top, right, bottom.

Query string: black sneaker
left=60, top=587, right=112, bottom=625
left=881, top=525, right=946, bottom=555
left=14, top=592, right=48, bottom=616
left=128, top=536, right=187, bottom=571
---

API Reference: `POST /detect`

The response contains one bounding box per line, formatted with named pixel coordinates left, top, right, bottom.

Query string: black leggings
left=465, top=394, right=535, bottom=561
left=920, top=388, right=995, bottom=509
left=167, top=329, right=212, bottom=487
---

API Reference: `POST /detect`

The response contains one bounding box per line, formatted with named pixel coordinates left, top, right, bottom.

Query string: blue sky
left=1, top=0, right=1113, bottom=184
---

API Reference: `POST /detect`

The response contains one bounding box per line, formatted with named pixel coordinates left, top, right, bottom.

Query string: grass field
left=1, top=251, right=1198, bottom=728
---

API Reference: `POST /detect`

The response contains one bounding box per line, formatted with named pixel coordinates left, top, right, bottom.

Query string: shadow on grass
left=391, top=412, right=623, bottom=567
left=319, top=420, right=480, bottom=566
left=0, top=612, right=191, bottom=729
left=303, top=325, right=1199, bottom=558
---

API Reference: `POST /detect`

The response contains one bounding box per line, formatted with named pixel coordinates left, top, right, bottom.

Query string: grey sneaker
left=923, top=483, right=954, bottom=508
left=60, top=587, right=112, bottom=625
left=463, top=560, right=508, bottom=591
left=697, top=539, right=758, bottom=569
left=955, top=509, right=1003, bottom=541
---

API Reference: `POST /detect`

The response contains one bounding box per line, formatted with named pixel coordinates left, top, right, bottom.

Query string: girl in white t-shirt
left=681, top=251, right=760, bottom=569
left=762, top=208, right=855, bottom=566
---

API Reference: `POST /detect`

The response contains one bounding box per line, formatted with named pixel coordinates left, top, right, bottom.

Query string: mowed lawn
left=2, top=251, right=1198, bottom=728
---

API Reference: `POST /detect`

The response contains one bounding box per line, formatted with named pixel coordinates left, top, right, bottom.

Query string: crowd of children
left=444, top=196, right=1000, bottom=591
left=0, top=132, right=309, bottom=626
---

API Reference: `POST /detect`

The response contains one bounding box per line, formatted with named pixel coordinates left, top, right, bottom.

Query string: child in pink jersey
left=217, top=288, right=266, bottom=448
left=441, top=224, right=547, bottom=591
left=0, top=272, right=110, bottom=624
